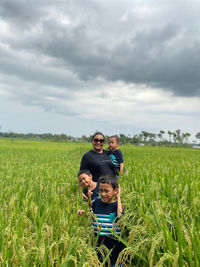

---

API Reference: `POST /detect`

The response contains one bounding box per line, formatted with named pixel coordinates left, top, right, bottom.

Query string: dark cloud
left=1, top=0, right=200, bottom=96
left=0, top=53, right=78, bottom=89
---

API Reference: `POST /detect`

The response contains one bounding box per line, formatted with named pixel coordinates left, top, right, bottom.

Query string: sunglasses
left=93, top=138, right=105, bottom=143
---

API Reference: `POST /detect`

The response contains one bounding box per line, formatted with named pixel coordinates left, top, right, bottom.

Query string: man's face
left=99, top=183, right=118, bottom=203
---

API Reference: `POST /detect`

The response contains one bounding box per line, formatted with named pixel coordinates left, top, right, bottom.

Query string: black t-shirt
left=83, top=183, right=99, bottom=201
left=80, top=150, right=115, bottom=182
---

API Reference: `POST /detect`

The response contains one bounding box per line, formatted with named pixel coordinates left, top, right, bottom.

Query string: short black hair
left=98, top=174, right=118, bottom=189
left=78, top=169, right=91, bottom=178
left=109, top=135, right=120, bottom=143
left=91, top=131, right=105, bottom=141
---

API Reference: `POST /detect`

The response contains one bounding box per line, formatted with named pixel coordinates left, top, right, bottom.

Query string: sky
left=0, top=0, right=200, bottom=140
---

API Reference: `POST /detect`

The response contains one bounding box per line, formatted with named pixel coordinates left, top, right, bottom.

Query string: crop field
left=0, top=139, right=200, bottom=266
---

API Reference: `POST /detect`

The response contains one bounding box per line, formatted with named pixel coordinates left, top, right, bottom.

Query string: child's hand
left=116, top=186, right=122, bottom=198
left=77, top=210, right=85, bottom=215
left=87, top=190, right=93, bottom=198
left=82, top=193, right=88, bottom=201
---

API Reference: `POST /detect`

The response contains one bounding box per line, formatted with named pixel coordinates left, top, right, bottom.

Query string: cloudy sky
left=0, top=0, right=200, bottom=139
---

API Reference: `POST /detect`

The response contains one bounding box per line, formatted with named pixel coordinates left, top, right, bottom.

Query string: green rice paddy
left=0, top=139, right=200, bottom=266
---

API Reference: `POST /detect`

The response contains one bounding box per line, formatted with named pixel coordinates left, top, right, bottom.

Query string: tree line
left=0, top=129, right=200, bottom=146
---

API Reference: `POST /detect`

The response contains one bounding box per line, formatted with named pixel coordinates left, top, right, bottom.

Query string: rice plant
left=0, top=139, right=200, bottom=266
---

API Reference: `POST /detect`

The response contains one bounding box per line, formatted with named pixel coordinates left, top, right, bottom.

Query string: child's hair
left=78, top=169, right=91, bottom=177
left=99, top=174, right=118, bottom=189
left=109, top=135, right=120, bottom=143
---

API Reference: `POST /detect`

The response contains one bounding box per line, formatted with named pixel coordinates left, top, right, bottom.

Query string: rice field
left=0, top=138, right=200, bottom=266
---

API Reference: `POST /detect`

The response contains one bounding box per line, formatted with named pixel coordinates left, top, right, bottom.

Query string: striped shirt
left=91, top=198, right=121, bottom=237
left=109, top=149, right=124, bottom=170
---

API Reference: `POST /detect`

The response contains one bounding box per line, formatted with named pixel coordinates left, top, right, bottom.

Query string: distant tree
left=81, top=135, right=88, bottom=142
left=172, top=129, right=182, bottom=144
left=132, top=134, right=140, bottom=144
left=182, top=132, right=191, bottom=144
left=167, top=130, right=173, bottom=143
left=176, top=129, right=182, bottom=144
left=172, top=132, right=177, bottom=144
left=0, top=129, right=196, bottom=146
left=141, top=131, right=149, bottom=144
left=157, top=130, right=165, bottom=144
left=139, top=133, right=144, bottom=143
left=196, top=132, right=200, bottom=144
left=119, top=134, right=126, bottom=144
left=148, top=133, right=156, bottom=145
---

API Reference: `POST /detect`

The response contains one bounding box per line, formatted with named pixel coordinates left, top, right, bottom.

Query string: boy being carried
left=78, top=174, right=125, bottom=266
left=108, top=135, right=124, bottom=176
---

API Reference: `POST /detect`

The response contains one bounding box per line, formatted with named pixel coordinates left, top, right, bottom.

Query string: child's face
left=99, top=183, right=118, bottom=203
left=79, top=173, right=92, bottom=187
left=108, top=137, right=119, bottom=151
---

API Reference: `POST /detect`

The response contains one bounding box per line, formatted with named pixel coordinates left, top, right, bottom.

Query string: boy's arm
left=82, top=192, right=88, bottom=201
left=87, top=190, right=93, bottom=208
left=115, top=150, right=124, bottom=175
left=119, top=162, right=124, bottom=175
left=116, top=186, right=123, bottom=218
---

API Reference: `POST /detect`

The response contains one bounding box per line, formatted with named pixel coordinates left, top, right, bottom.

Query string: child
left=78, top=169, right=99, bottom=202
left=78, top=174, right=125, bottom=266
left=108, top=135, right=124, bottom=175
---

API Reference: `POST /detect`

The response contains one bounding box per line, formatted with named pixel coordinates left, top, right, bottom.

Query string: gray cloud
left=1, top=0, right=200, bottom=97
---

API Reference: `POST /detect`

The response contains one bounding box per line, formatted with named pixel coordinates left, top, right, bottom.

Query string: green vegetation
left=0, top=139, right=200, bottom=266
left=1, top=129, right=200, bottom=146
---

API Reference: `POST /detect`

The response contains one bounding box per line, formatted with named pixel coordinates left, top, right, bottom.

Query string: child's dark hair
left=109, top=135, right=120, bottom=143
left=99, top=174, right=118, bottom=189
left=78, top=169, right=91, bottom=177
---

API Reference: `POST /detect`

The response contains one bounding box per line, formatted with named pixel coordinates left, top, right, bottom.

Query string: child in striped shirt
left=78, top=174, right=124, bottom=266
